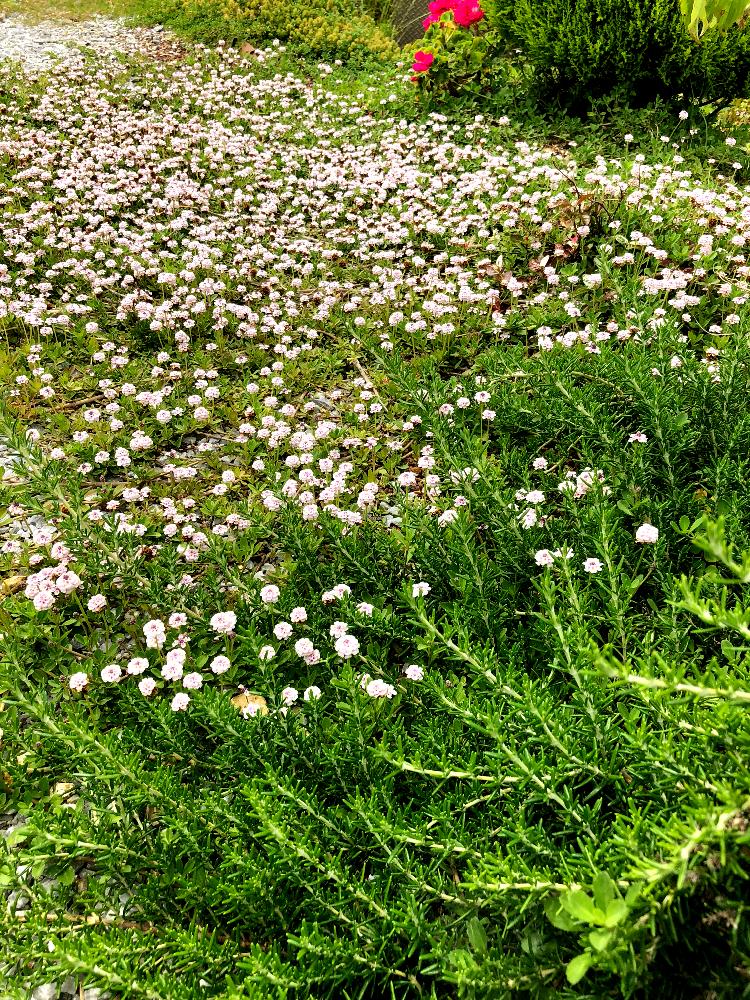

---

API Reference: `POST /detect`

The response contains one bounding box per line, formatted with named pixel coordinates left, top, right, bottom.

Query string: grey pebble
left=31, top=986, right=58, bottom=1000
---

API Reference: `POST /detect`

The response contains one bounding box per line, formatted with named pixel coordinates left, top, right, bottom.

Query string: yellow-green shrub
left=137, top=0, right=399, bottom=62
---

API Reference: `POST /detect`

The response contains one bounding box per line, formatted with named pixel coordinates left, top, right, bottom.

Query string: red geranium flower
left=423, top=0, right=456, bottom=28
left=412, top=50, right=435, bottom=74
left=452, top=0, right=485, bottom=25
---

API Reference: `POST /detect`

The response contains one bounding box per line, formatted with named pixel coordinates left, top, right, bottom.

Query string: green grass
left=0, top=0, right=133, bottom=20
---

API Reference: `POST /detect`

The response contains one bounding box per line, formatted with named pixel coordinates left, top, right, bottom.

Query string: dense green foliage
left=512, top=0, right=750, bottom=108
left=412, top=0, right=750, bottom=110
left=3, top=24, right=750, bottom=1000
left=5, top=378, right=750, bottom=997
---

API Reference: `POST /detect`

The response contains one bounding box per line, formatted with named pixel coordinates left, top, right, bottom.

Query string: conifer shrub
left=509, top=0, right=750, bottom=108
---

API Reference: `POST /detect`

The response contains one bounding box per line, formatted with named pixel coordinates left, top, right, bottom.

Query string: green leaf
left=58, top=866, right=75, bottom=887
left=617, top=702, right=635, bottom=725
left=467, top=916, right=488, bottom=954
left=721, top=639, right=737, bottom=663
left=566, top=952, right=593, bottom=984
left=625, top=882, right=644, bottom=906
left=544, top=897, right=578, bottom=931
left=603, top=899, right=628, bottom=927
left=589, top=929, right=613, bottom=952
left=592, top=872, right=615, bottom=911
left=628, top=574, right=644, bottom=596
left=562, top=890, right=603, bottom=924
left=5, top=826, right=28, bottom=848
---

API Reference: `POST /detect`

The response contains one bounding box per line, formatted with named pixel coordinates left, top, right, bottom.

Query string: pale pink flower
left=303, top=685, right=322, bottom=701
left=101, top=663, right=122, bottom=683
left=210, top=611, right=237, bottom=634
left=412, top=582, right=430, bottom=598
left=553, top=547, right=574, bottom=560
left=33, top=591, right=56, bottom=611
left=56, top=571, right=82, bottom=594
left=127, top=657, right=150, bottom=675
left=161, top=658, right=184, bottom=682
left=171, top=692, right=190, bottom=711
left=87, top=594, right=107, bottom=612
left=438, top=509, right=459, bottom=526
left=260, top=585, right=280, bottom=604
left=404, top=664, right=424, bottom=681
left=210, top=655, right=231, bottom=674
left=241, top=700, right=265, bottom=718
left=635, top=523, right=659, bottom=544
left=366, top=678, right=397, bottom=699
left=519, top=509, right=537, bottom=529
left=166, top=647, right=186, bottom=670
left=294, top=637, right=314, bottom=657
left=69, top=671, right=88, bottom=692
left=143, top=619, right=166, bottom=649
left=334, top=633, right=360, bottom=658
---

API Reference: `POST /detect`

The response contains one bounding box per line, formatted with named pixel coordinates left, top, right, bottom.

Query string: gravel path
left=0, top=14, right=184, bottom=72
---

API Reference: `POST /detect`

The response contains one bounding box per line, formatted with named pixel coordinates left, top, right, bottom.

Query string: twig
left=50, top=394, right=106, bottom=413
left=349, top=355, right=386, bottom=407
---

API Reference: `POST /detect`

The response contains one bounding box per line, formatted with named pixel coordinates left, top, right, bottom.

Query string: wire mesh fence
left=392, top=0, right=428, bottom=44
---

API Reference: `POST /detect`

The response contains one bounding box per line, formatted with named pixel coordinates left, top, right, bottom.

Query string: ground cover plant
left=2, top=18, right=750, bottom=1000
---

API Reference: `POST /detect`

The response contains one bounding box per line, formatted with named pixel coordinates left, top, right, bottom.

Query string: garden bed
left=2, top=16, right=750, bottom=998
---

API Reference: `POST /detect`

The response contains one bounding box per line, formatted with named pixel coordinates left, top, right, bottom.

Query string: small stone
left=31, top=985, right=57, bottom=1000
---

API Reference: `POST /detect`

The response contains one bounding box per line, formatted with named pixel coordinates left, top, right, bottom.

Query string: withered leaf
left=231, top=692, right=269, bottom=718
left=0, top=575, right=25, bottom=598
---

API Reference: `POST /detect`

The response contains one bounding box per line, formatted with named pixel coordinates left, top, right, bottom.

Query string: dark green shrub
left=512, top=0, right=750, bottom=108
